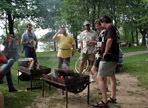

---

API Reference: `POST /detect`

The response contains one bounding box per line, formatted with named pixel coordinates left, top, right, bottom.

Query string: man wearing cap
left=79, top=20, right=98, bottom=82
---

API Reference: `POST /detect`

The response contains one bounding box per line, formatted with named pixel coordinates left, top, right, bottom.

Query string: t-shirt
left=55, top=34, right=75, bottom=58
left=101, top=25, right=119, bottom=62
left=21, top=32, right=37, bottom=48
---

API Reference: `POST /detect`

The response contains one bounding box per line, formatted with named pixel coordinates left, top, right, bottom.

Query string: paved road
left=123, top=50, right=147, bottom=57
left=38, top=50, right=148, bottom=62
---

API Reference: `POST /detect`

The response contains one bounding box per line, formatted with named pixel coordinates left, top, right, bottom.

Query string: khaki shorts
left=98, top=61, right=117, bottom=77
left=80, top=52, right=95, bottom=61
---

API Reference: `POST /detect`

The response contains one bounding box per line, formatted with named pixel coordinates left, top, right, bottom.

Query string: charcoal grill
left=41, top=69, right=90, bottom=108
left=18, top=58, right=51, bottom=90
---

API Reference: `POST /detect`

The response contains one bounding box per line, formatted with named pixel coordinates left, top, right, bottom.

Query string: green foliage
left=0, top=0, right=36, bottom=35
left=14, top=21, right=29, bottom=40
left=35, top=0, right=61, bottom=29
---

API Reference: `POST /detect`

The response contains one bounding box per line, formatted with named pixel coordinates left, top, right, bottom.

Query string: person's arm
left=103, top=38, right=113, bottom=59
left=80, top=41, right=83, bottom=51
left=21, top=34, right=28, bottom=45
left=72, top=44, right=75, bottom=56
left=35, top=40, right=38, bottom=51
left=0, top=52, right=8, bottom=64
left=87, top=41, right=97, bottom=46
left=146, top=43, right=148, bottom=47
left=52, top=31, right=60, bottom=41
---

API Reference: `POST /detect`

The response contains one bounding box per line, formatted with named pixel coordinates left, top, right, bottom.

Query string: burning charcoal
left=18, top=58, right=34, bottom=70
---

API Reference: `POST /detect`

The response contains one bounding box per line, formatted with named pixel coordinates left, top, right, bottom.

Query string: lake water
left=0, top=41, right=48, bottom=52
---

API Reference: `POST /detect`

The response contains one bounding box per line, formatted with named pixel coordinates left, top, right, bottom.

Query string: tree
left=0, top=0, right=36, bottom=35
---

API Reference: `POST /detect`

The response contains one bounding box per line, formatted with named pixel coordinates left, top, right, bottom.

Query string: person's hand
left=93, top=50, right=96, bottom=54
left=87, top=41, right=91, bottom=46
left=87, top=41, right=94, bottom=46
left=3, top=58, right=8, bottom=64
left=0, top=52, right=8, bottom=64
left=34, top=47, right=37, bottom=51
left=72, top=49, right=75, bottom=56
left=28, top=40, right=33, bottom=44
left=102, top=52, right=107, bottom=60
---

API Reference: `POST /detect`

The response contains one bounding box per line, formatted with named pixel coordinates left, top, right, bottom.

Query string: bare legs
left=97, top=75, right=116, bottom=103
left=79, top=60, right=86, bottom=74
left=79, top=60, right=94, bottom=74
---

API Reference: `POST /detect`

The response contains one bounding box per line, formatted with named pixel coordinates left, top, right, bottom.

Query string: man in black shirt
left=93, top=15, right=119, bottom=107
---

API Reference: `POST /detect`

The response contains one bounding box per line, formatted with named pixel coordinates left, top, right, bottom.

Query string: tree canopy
left=0, top=0, right=148, bottom=49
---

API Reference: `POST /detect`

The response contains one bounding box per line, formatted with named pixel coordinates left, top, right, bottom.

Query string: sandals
left=107, top=97, right=117, bottom=103
left=93, top=100, right=109, bottom=107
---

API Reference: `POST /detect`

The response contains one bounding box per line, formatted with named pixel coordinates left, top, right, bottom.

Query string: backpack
left=3, top=37, right=19, bottom=60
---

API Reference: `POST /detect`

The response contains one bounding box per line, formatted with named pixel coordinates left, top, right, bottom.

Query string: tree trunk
left=92, top=5, right=96, bottom=30
left=73, top=32, right=78, bottom=49
left=135, top=26, right=139, bottom=46
left=131, top=27, right=134, bottom=46
left=53, top=42, right=56, bottom=51
left=124, top=28, right=127, bottom=40
left=7, top=11, right=14, bottom=35
left=139, top=25, right=147, bottom=45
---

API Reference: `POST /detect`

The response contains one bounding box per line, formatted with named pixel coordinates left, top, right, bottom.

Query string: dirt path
left=25, top=51, right=148, bottom=108
left=25, top=73, right=148, bottom=108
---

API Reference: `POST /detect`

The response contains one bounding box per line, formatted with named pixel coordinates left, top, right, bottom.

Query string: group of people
left=0, top=23, right=39, bottom=108
left=78, top=15, right=119, bottom=107
left=53, top=15, right=119, bottom=107
left=0, top=15, right=119, bottom=108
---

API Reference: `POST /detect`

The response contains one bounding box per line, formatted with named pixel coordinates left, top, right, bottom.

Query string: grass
left=122, top=53, right=148, bottom=90
left=121, top=46, right=147, bottom=53
left=0, top=46, right=148, bottom=108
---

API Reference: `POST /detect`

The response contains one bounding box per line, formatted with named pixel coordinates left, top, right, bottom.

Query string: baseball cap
left=83, top=21, right=90, bottom=26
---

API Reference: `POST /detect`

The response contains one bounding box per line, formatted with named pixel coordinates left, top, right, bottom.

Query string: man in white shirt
left=79, top=21, right=98, bottom=82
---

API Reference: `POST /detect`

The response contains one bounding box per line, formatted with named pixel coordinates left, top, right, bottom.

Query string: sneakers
left=90, top=75, right=95, bottom=82
left=8, top=87, right=17, bottom=92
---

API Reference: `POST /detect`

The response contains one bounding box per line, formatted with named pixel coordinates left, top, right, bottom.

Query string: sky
left=0, top=23, right=49, bottom=39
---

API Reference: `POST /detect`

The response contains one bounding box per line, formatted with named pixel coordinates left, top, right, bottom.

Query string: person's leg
left=109, top=74, right=116, bottom=99
left=0, top=58, right=14, bottom=80
left=91, top=66, right=98, bottom=77
left=31, top=48, right=38, bottom=69
left=89, top=60, right=94, bottom=75
left=88, top=53, right=95, bottom=75
left=97, top=76, right=107, bottom=103
left=57, top=57, right=63, bottom=69
left=79, top=52, right=87, bottom=74
left=5, top=70, right=14, bottom=89
left=65, top=57, right=70, bottom=69
left=79, top=60, right=86, bottom=74
left=0, top=93, right=4, bottom=108
left=24, top=47, right=31, bottom=58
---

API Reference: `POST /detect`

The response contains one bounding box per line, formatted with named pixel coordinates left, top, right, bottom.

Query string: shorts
left=93, top=57, right=102, bottom=67
left=80, top=52, right=95, bottom=61
left=98, top=61, right=117, bottom=77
